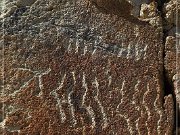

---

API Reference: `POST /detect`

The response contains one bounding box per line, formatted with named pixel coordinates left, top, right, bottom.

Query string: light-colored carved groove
left=132, top=80, right=141, bottom=111
left=9, top=77, right=35, bottom=97
left=142, top=83, right=151, bottom=135
left=67, top=38, right=75, bottom=53
left=67, top=43, right=72, bottom=53
left=116, top=36, right=148, bottom=60
left=75, top=39, right=80, bottom=53
left=108, top=75, right=112, bottom=87
left=105, top=59, right=111, bottom=75
left=86, top=105, right=96, bottom=128
left=68, top=90, right=77, bottom=127
left=56, top=16, right=148, bottom=60
left=80, top=116, right=86, bottom=135
left=134, top=38, right=143, bottom=61
left=14, top=67, right=36, bottom=73
left=132, top=80, right=142, bottom=135
left=37, top=68, right=51, bottom=97
left=116, top=80, right=125, bottom=112
left=93, top=77, right=108, bottom=129
left=72, top=71, right=76, bottom=85
left=26, top=111, right=32, bottom=120
left=127, top=118, right=134, bottom=135
left=82, top=72, right=96, bottom=128
left=135, top=118, right=141, bottom=135
left=116, top=80, right=139, bottom=135
left=83, top=45, right=88, bottom=55
left=117, top=47, right=127, bottom=58
left=12, top=68, right=51, bottom=97
left=61, top=28, right=148, bottom=60
left=92, top=48, right=97, bottom=55
left=118, top=109, right=136, bottom=135
left=82, top=73, right=88, bottom=106
left=0, top=118, right=6, bottom=128
left=143, top=83, right=151, bottom=115
left=50, top=73, right=66, bottom=123
left=143, top=44, right=148, bottom=60
left=127, top=42, right=134, bottom=59
left=118, top=114, right=131, bottom=135
left=68, top=72, right=77, bottom=126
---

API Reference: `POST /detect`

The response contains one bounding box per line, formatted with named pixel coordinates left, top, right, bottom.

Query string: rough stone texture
left=163, top=0, right=180, bottom=116
left=140, top=1, right=163, bottom=28
left=164, top=36, right=178, bottom=101
left=163, top=0, right=180, bottom=37
left=0, top=0, right=175, bottom=135
left=163, top=0, right=180, bottom=133
left=165, top=36, right=176, bottom=82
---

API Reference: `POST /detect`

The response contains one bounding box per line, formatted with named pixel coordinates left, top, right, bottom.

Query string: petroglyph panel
left=0, top=0, right=174, bottom=134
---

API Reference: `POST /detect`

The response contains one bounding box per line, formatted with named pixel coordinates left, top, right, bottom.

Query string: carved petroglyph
left=57, top=16, right=148, bottom=60
left=118, top=113, right=134, bottom=135
left=49, top=72, right=109, bottom=129
left=108, top=75, right=112, bottom=87
left=143, top=84, right=151, bottom=135
left=37, top=68, right=52, bottom=97
left=50, top=73, right=66, bottom=123
left=67, top=72, right=77, bottom=127
left=82, top=73, right=96, bottom=128
left=7, top=64, right=170, bottom=134
left=136, top=118, right=141, bottom=135
left=75, top=39, right=80, bottom=54
left=117, top=80, right=142, bottom=135
left=133, top=80, right=141, bottom=111
left=116, top=80, right=125, bottom=112
left=93, top=77, right=108, bottom=129
left=68, top=90, right=77, bottom=127
left=83, top=45, right=88, bottom=55
left=54, top=5, right=149, bottom=60
left=1, top=0, right=174, bottom=134
left=92, top=48, right=97, bottom=55
left=10, top=68, right=51, bottom=97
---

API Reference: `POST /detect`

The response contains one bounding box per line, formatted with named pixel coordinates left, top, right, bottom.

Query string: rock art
left=0, top=0, right=176, bottom=134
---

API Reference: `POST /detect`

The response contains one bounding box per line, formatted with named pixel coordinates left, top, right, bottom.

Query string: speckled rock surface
left=163, top=0, right=180, bottom=37
left=0, top=0, right=175, bottom=134
left=163, top=0, right=179, bottom=119
left=165, top=36, right=176, bottom=82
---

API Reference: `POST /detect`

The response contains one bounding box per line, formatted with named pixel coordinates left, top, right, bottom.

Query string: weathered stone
left=163, top=0, right=180, bottom=26
left=163, top=0, right=179, bottom=132
left=127, top=0, right=151, bottom=17
left=165, top=36, right=176, bottom=81
left=163, top=0, right=180, bottom=37
left=0, top=0, right=175, bottom=134
left=16, top=0, right=37, bottom=7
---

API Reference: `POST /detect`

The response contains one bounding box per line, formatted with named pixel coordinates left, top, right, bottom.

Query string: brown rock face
left=163, top=1, right=179, bottom=131
left=0, top=0, right=174, bottom=134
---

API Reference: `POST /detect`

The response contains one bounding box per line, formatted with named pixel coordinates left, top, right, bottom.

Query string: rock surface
left=0, top=0, right=176, bottom=134
left=163, top=0, right=179, bottom=124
